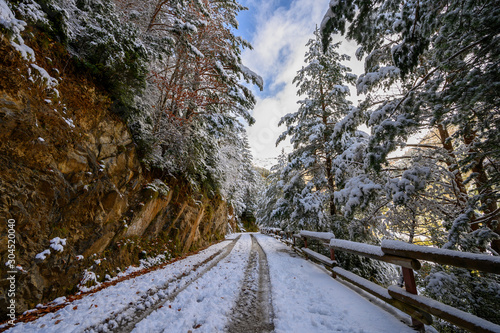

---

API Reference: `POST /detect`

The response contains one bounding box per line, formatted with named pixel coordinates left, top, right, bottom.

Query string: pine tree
left=321, top=0, right=500, bottom=253
left=320, top=0, right=500, bottom=327
left=256, top=150, right=289, bottom=229
left=276, top=28, right=355, bottom=230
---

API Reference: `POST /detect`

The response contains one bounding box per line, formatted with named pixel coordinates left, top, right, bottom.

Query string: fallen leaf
left=73, top=306, right=78, bottom=310
left=55, top=320, right=61, bottom=325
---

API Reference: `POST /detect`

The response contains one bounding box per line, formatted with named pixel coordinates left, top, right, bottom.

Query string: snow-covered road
left=6, top=233, right=416, bottom=332
left=255, top=233, right=415, bottom=333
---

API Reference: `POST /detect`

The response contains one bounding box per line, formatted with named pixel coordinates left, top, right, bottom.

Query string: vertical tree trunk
left=463, top=127, right=500, bottom=253
left=326, top=155, right=336, bottom=216
left=320, top=83, right=336, bottom=216
left=436, top=124, right=468, bottom=207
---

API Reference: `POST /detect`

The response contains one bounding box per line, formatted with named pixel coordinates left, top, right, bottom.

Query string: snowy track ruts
left=84, top=235, right=241, bottom=333
left=226, top=234, right=274, bottom=333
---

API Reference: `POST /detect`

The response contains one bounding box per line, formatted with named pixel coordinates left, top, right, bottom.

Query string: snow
left=331, top=239, right=385, bottom=257
left=63, top=117, right=75, bottom=128
left=6, top=238, right=237, bottom=333
left=131, top=235, right=251, bottom=333
left=145, top=179, right=170, bottom=197
left=35, top=249, right=50, bottom=261
left=49, top=296, right=67, bottom=306
left=302, top=247, right=335, bottom=266
left=299, top=230, right=335, bottom=242
left=388, top=286, right=500, bottom=332
left=357, top=66, right=401, bottom=94
left=49, top=237, right=66, bottom=252
left=382, top=239, right=500, bottom=264
left=17, top=0, right=48, bottom=25
left=239, top=64, right=264, bottom=89
left=11, top=235, right=420, bottom=333
left=255, top=234, right=415, bottom=333
left=29, top=64, right=58, bottom=87
left=0, top=0, right=35, bottom=60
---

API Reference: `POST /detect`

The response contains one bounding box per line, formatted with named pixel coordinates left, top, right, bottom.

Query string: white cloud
left=241, top=0, right=363, bottom=168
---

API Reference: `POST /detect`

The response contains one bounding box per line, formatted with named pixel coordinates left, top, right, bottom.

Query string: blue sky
left=236, top=0, right=363, bottom=168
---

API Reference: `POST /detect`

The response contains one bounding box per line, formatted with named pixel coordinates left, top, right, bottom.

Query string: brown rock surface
left=0, top=36, right=233, bottom=320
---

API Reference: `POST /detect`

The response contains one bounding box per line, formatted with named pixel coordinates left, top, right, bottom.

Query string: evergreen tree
left=321, top=0, right=500, bottom=253
left=276, top=28, right=355, bottom=230
left=320, top=0, right=500, bottom=328
left=256, top=150, right=289, bottom=229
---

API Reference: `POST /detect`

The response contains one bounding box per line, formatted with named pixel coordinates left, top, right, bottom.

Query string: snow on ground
left=131, top=233, right=252, bottom=333
left=5, top=239, right=235, bottom=333
left=254, top=233, right=416, bottom=333
left=7, top=233, right=421, bottom=332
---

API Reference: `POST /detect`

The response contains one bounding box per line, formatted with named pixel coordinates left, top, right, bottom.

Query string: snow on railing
left=273, top=230, right=500, bottom=333
left=330, top=239, right=421, bottom=270
left=260, top=227, right=282, bottom=235
left=381, top=239, right=500, bottom=274
left=298, top=230, right=335, bottom=243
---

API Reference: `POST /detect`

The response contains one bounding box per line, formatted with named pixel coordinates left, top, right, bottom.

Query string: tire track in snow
left=226, top=234, right=274, bottom=333
left=84, top=235, right=241, bottom=333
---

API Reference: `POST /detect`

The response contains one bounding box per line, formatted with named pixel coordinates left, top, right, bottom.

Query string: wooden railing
left=262, top=229, right=500, bottom=333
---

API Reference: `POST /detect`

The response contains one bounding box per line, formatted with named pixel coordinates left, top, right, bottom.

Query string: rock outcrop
left=0, top=36, right=235, bottom=319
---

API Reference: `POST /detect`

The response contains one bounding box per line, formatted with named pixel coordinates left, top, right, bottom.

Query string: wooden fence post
left=402, top=267, right=424, bottom=330
left=303, top=237, right=308, bottom=248
left=329, top=248, right=335, bottom=261
left=330, top=247, right=337, bottom=278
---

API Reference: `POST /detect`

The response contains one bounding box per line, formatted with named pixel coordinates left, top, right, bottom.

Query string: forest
left=257, top=0, right=500, bottom=331
left=1, top=0, right=499, bottom=331
left=1, top=0, right=265, bottom=219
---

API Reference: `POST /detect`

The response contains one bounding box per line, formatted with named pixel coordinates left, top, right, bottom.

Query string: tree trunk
left=326, top=155, right=336, bottom=216
left=436, top=124, right=468, bottom=208
left=320, top=82, right=336, bottom=216
left=463, top=126, right=500, bottom=253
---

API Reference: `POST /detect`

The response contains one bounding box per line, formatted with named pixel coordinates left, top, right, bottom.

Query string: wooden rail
left=263, top=228, right=500, bottom=333
left=381, top=240, right=500, bottom=274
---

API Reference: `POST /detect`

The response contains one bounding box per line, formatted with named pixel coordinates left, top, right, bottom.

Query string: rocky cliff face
left=0, top=36, right=235, bottom=319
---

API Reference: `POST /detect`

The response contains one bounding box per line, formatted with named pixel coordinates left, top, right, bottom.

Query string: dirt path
left=83, top=235, right=241, bottom=333
left=226, top=234, right=275, bottom=333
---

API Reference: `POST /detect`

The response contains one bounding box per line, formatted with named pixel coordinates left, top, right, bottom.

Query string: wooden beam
left=388, top=286, right=500, bottom=333
left=381, top=240, right=500, bottom=274
left=301, top=248, right=336, bottom=267
left=333, top=268, right=433, bottom=325
left=330, top=239, right=421, bottom=270
left=402, top=267, right=424, bottom=329
left=299, top=230, right=335, bottom=243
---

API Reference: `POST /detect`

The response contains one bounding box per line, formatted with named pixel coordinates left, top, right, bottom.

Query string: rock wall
left=0, top=36, right=235, bottom=319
